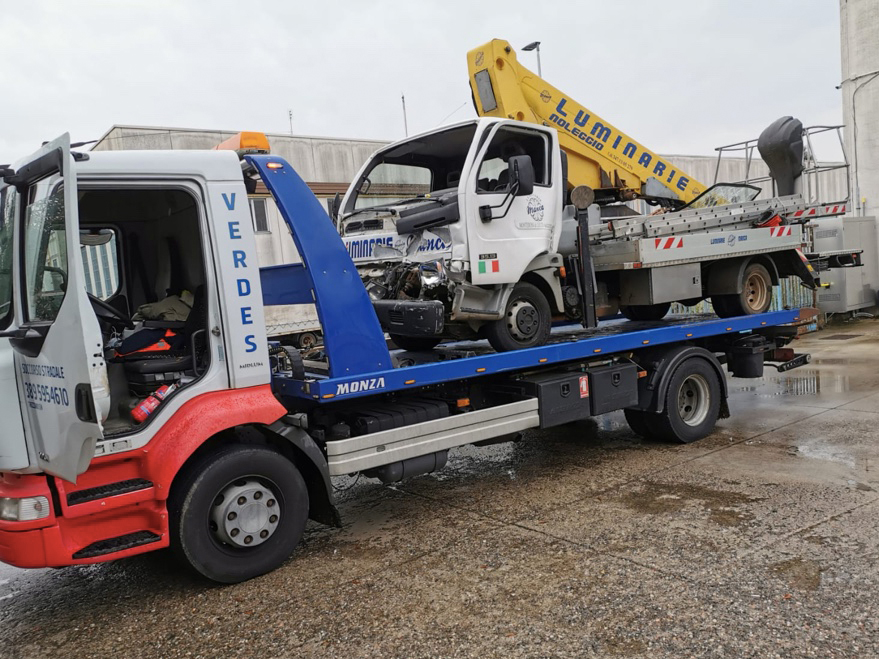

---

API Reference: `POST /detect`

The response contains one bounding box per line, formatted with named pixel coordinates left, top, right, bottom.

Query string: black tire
left=624, top=408, right=660, bottom=439
left=712, top=263, right=773, bottom=317
left=296, top=332, right=318, bottom=350
left=485, top=282, right=552, bottom=352
left=620, top=302, right=672, bottom=322
left=710, top=295, right=733, bottom=318
left=653, top=358, right=722, bottom=443
left=169, top=444, right=309, bottom=583
left=389, top=334, right=442, bottom=351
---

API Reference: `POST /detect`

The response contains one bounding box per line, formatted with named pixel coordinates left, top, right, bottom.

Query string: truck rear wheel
left=620, top=302, right=672, bottom=321
left=389, top=334, right=442, bottom=351
left=169, top=444, right=309, bottom=583
left=712, top=263, right=773, bottom=317
left=485, top=282, right=551, bottom=352
left=654, top=358, right=721, bottom=443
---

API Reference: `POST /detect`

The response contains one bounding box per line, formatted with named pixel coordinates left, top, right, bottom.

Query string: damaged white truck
left=335, top=116, right=842, bottom=352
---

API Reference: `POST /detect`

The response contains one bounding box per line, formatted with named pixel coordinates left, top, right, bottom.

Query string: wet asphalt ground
left=3, top=319, right=879, bottom=658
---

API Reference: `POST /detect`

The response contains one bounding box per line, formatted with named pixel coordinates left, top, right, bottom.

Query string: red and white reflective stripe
left=653, top=237, right=684, bottom=249
left=791, top=204, right=846, bottom=219
left=769, top=226, right=793, bottom=237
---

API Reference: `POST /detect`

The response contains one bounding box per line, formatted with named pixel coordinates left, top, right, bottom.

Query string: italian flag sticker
left=478, top=259, right=499, bottom=274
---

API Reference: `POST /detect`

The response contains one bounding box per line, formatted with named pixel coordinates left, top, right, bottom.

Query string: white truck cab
left=0, top=134, right=271, bottom=484
left=338, top=118, right=569, bottom=351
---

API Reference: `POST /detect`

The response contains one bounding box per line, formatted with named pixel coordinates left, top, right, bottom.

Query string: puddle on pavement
left=770, top=557, right=822, bottom=591
left=794, top=443, right=858, bottom=469
left=732, top=369, right=852, bottom=397
left=620, top=482, right=758, bottom=527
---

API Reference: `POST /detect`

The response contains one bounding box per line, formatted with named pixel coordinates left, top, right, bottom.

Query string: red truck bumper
left=0, top=385, right=285, bottom=569
left=0, top=471, right=169, bottom=569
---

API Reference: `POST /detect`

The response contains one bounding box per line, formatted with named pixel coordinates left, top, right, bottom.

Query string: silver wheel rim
left=507, top=299, right=539, bottom=340
left=678, top=374, right=710, bottom=427
left=299, top=333, right=317, bottom=349
left=210, top=478, right=280, bottom=548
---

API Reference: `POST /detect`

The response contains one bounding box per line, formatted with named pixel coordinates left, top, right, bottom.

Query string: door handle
left=74, top=383, right=97, bottom=423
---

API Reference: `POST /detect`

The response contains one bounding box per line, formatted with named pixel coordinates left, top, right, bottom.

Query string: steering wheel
left=88, top=293, right=134, bottom=329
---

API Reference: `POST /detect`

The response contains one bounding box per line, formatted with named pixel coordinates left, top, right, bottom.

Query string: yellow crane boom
left=467, top=39, right=706, bottom=205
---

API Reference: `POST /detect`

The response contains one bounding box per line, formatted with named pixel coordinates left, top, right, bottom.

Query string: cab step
left=72, top=531, right=161, bottom=559
left=67, top=478, right=153, bottom=506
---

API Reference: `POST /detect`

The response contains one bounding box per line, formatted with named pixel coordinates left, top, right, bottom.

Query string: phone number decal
left=24, top=382, right=70, bottom=407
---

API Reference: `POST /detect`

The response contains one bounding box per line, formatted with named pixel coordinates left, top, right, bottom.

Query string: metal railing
left=713, top=125, right=850, bottom=207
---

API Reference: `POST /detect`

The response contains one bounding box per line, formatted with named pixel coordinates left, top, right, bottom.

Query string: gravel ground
left=2, top=319, right=879, bottom=658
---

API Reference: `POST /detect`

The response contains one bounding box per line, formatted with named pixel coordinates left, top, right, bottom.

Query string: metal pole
left=536, top=45, right=542, bottom=77
left=288, top=110, right=293, bottom=136
left=401, top=94, right=408, bottom=137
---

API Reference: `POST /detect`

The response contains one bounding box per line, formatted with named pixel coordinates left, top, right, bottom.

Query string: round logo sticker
left=527, top=196, right=545, bottom=222
left=540, top=90, right=551, bottom=103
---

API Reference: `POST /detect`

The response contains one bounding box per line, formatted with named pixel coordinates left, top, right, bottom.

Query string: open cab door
left=7, top=134, right=105, bottom=483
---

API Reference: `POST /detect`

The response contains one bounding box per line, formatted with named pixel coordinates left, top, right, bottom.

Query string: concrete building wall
left=92, top=125, right=850, bottom=268
left=92, top=126, right=387, bottom=188
left=840, top=0, right=879, bottom=217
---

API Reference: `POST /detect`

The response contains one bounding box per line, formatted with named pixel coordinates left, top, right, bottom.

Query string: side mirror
left=330, top=192, right=341, bottom=221
left=508, top=155, right=534, bottom=196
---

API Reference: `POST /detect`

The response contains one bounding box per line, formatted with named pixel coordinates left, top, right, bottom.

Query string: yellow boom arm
left=467, top=39, right=706, bottom=205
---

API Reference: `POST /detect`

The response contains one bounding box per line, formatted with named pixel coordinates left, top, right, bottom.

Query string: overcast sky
left=0, top=0, right=843, bottom=163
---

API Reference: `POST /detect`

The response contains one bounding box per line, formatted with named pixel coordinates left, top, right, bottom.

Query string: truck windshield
left=347, top=123, right=478, bottom=212
left=682, top=183, right=761, bottom=210
left=353, top=163, right=432, bottom=210
left=0, top=185, right=13, bottom=329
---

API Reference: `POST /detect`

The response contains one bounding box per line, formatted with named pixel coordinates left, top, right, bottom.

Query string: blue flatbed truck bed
left=250, top=155, right=811, bottom=483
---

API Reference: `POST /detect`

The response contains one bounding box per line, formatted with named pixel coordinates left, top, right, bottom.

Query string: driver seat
left=117, top=286, right=208, bottom=393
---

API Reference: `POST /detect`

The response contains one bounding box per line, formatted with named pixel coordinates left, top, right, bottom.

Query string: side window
left=80, top=229, right=119, bottom=300
left=0, top=186, right=14, bottom=330
left=251, top=197, right=270, bottom=233
left=23, top=183, right=67, bottom=323
left=476, top=128, right=549, bottom=193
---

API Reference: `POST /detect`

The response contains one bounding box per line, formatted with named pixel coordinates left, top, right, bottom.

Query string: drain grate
left=819, top=334, right=863, bottom=341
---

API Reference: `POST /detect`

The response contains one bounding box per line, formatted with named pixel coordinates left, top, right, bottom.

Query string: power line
left=437, top=101, right=469, bottom=125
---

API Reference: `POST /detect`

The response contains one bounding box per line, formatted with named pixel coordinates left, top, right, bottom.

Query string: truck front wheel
left=485, top=282, right=551, bottom=352
left=169, top=444, right=309, bottom=583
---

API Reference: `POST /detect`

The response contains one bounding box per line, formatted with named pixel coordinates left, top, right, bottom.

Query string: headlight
left=0, top=496, right=51, bottom=521
left=419, top=260, right=447, bottom=287
left=366, top=282, right=389, bottom=300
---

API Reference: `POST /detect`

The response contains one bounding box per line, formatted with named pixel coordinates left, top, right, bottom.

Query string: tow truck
left=0, top=133, right=810, bottom=583
left=335, top=39, right=844, bottom=352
